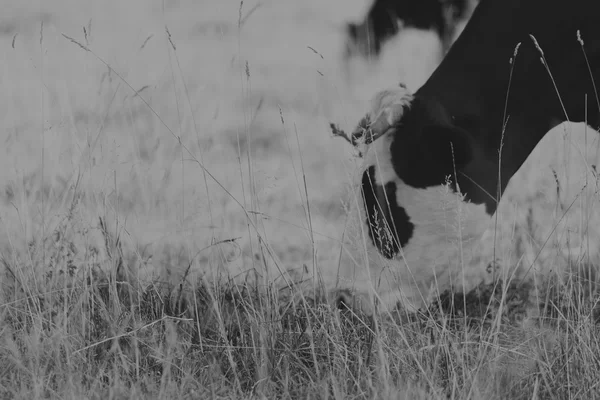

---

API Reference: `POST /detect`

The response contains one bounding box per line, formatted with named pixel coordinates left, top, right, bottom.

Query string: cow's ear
left=419, top=125, right=474, bottom=171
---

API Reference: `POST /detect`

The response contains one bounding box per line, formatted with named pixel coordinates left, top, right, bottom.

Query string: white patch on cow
left=352, top=85, right=414, bottom=153
left=368, top=85, right=414, bottom=136
left=337, top=129, right=493, bottom=314
left=335, top=87, right=494, bottom=314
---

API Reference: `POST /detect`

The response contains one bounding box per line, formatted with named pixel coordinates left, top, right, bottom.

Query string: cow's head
left=337, top=84, right=493, bottom=314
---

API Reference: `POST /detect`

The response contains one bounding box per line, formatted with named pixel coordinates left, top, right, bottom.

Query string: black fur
left=379, top=0, right=600, bottom=216
left=362, top=166, right=415, bottom=258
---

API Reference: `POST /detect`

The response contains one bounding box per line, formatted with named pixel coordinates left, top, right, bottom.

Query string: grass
left=2, top=0, right=600, bottom=398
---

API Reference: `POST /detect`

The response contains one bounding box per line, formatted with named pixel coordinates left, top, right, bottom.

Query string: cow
left=343, top=0, right=477, bottom=64
left=332, top=0, right=600, bottom=314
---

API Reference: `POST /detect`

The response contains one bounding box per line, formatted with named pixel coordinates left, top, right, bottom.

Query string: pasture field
left=1, top=0, right=600, bottom=398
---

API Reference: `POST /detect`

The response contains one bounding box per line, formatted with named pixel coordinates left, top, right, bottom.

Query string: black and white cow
left=343, top=0, right=477, bottom=63
left=335, top=0, right=600, bottom=313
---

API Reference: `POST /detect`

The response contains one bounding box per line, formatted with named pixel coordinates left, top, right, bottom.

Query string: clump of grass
left=3, top=199, right=600, bottom=399
left=428, top=277, right=534, bottom=326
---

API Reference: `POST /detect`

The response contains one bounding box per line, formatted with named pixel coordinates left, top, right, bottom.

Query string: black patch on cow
left=362, top=166, right=414, bottom=259
left=390, top=123, right=474, bottom=191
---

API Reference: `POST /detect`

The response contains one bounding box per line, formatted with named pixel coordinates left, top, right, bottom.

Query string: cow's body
left=337, top=0, right=600, bottom=313
left=344, top=0, right=477, bottom=63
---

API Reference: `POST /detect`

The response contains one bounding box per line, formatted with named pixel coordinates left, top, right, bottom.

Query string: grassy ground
left=2, top=0, right=600, bottom=398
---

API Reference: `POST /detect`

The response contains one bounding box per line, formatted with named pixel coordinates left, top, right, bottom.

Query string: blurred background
left=1, top=0, right=598, bottom=294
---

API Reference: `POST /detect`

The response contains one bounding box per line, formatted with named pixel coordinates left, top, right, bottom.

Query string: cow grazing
left=334, top=0, right=600, bottom=314
left=343, top=0, right=477, bottom=63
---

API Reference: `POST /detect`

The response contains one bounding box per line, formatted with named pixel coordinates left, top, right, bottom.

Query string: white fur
left=367, top=85, right=414, bottom=140
left=353, top=85, right=414, bottom=152
left=337, top=89, right=600, bottom=315
left=336, top=87, right=493, bottom=314
left=338, top=129, right=492, bottom=314
left=369, top=85, right=414, bottom=127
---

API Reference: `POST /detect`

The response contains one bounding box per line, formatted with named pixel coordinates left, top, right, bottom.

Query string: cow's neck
left=456, top=110, right=559, bottom=215
left=418, top=1, right=600, bottom=215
